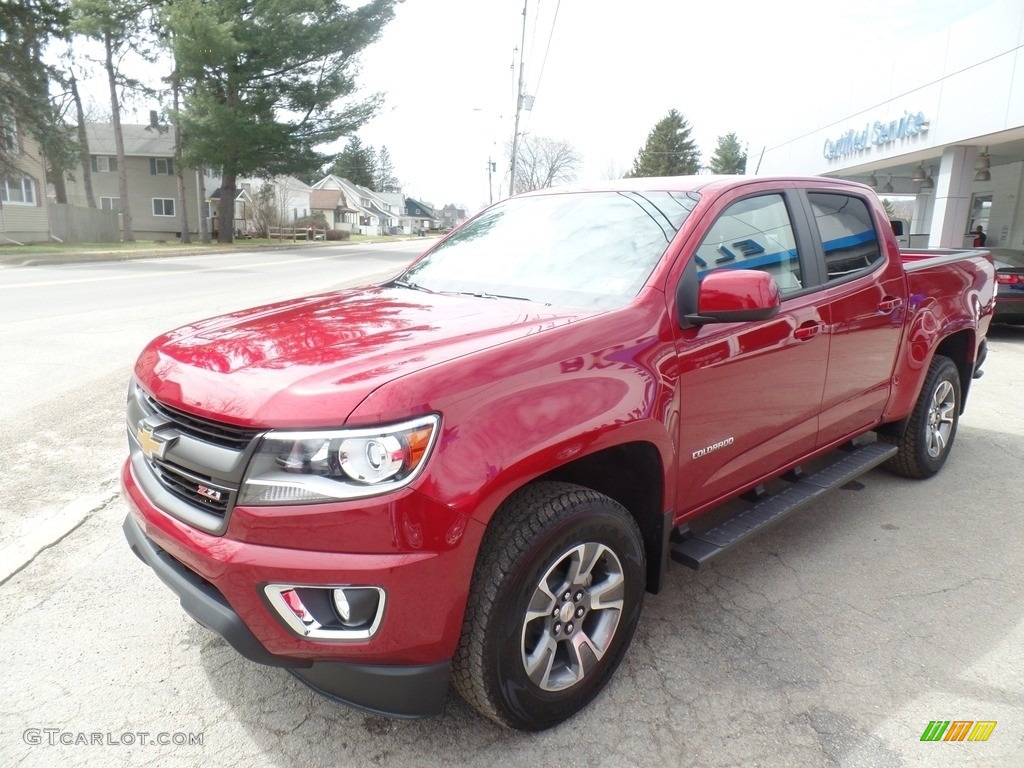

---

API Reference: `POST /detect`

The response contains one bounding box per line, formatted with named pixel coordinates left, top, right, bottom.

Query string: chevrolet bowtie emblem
left=137, top=421, right=177, bottom=461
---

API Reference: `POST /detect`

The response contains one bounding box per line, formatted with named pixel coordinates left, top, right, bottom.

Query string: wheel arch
left=533, top=441, right=669, bottom=595
left=878, top=328, right=975, bottom=440
left=933, top=329, right=975, bottom=412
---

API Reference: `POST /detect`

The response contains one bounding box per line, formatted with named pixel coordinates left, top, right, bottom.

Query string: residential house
left=405, top=197, right=438, bottom=234
left=203, top=172, right=313, bottom=235
left=0, top=114, right=48, bottom=244
left=438, top=204, right=468, bottom=230
left=65, top=123, right=316, bottom=239
left=311, top=175, right=399, bottom=235
left=64, top=122, right=202, bottom=240
left=310, top=187, right=358, bottom=230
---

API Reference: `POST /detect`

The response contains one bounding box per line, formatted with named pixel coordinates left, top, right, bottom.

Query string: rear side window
left=808, top=193, right=882, bottom=281
left=694, top=193, right=803, bottom=294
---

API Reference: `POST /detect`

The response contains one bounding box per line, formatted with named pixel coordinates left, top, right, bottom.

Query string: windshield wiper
left=392, top=278, right=433, bottom=293
left=446, top=290, right=532, bottom=302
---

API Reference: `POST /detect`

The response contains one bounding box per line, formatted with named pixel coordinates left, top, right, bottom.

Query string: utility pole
left=488, top=158, right=496, bottom=205
left=508, top=0, right=528, bottom=197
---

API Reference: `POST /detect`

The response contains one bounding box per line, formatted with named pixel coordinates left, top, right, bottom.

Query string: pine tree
left=331, top=137, right=377, bottom=188
left=0, top=0, right=71, bottom=179
left=628, top=109, right=701, bottom=178
left=163, top=0, right=398, bottom=242
left=375, top=145, right=401, bottom=193
left=708, top=132, right=747, bottom=175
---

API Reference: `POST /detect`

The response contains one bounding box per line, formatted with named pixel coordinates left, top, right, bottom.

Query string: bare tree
left=512, top=135, right=583, bottom=194
left=68, top=72, right=96, bottom=208
left=601, top=158, right=627, bottom=181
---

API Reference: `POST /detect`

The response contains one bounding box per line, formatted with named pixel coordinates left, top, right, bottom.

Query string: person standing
left=972, top=225, right=987, bottom=247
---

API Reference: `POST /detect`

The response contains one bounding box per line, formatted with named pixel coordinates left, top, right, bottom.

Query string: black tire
left=879, top=354, right=961, bottom=478
left=452, top=481, right=646, bottom=730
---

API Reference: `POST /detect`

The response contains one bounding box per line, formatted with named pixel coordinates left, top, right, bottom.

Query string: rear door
left=802, top=190, right=906, bottom=447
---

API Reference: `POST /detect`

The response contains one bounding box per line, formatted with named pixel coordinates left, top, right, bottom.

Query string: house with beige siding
left=65, top=122, right=323, bottom=239
left=63, top=123, right=203, bottom=240
left=0, top=115, right=49, bottom=244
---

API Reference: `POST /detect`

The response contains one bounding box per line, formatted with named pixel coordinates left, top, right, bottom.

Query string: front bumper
left=123, top=513, right=451, bottom=718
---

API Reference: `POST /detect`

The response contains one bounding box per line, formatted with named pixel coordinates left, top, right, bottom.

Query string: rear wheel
left=452, top=482, right=645, bottom=730
left=880, top=354, right=961, bottom=478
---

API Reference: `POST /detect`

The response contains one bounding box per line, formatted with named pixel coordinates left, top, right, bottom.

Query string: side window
left=695, top=193, right=803, bottom=294
left=807, top=193, right=882, bottom=281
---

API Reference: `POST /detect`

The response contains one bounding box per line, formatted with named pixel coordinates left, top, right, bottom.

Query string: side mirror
left=683, top=269, right=782, bottom=326
left=890, top=219, right=905, bottom=236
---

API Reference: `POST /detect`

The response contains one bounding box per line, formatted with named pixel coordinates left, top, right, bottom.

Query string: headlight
left=238, top=415, right=439, bottom=505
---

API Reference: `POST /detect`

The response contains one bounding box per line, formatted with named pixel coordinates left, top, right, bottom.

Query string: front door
left=672, top=190, right=830, bottom=518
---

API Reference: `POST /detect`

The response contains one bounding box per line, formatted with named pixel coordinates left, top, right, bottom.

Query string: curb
left=0, top=235, right=438, bottom=268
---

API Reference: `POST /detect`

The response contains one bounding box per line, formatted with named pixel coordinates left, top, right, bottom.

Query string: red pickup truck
left=122, top=176, right=995, bottom=730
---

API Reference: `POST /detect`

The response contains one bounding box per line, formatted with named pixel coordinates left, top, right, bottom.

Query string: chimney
left=149, top=110, right=159, bottom=128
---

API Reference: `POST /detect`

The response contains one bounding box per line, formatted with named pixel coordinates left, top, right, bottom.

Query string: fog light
left=333, top=589, right=351, bottom=621
left=265, top=584, right=386, bottom=640
left=332, top=587, right=382, bottom=628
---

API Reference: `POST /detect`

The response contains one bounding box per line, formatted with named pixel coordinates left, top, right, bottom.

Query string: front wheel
left=880, top=354, right=961, bottom=478
left=452, top=482, right=646, bottom=730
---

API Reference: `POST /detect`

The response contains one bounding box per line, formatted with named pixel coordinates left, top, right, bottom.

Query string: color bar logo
left=920, top=721, right=997, bottom=742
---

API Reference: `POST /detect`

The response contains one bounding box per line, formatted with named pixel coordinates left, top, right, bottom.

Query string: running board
left=670, top=442, right=898, bottom=569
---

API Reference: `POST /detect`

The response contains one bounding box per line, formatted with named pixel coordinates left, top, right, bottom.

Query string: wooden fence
left=267, top=225, right=326, bottom=241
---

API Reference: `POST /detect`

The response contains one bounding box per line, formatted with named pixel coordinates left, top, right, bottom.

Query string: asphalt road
left=1, top=249, right=1022, bottom=767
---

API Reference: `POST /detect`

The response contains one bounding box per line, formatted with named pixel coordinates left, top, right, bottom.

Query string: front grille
left=152, top=459, right=234, bottom=517
left=130, top=383, right=260, bottom=530
left=142, top=392, right=262, bottom=450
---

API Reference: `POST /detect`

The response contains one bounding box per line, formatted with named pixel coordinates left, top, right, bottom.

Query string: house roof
left=309, top=188, right=356, bottom=213
left=367, top=203, right=392, bottom=220
left=406, top=198, right=439, bottom=219
left=84, top=123, right=177, bottom=157
left=209, top=188, right=250, bottom=201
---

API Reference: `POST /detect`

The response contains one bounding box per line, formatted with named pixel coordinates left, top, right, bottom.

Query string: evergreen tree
left=708, top=132, right=747, bottom=174
left=163, top=0, right=399, bottom=242
left=374, top=145, right=401, bottom=192
left=0, top=0, right=71, bottom=179
left=628, top=109, right=701, bottom=178
left=331, top=136, right=376, bottom=188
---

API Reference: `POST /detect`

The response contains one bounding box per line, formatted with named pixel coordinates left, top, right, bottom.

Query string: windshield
left=398, top=190, right=699, bottom=309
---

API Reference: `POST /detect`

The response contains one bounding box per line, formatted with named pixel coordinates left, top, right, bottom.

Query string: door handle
left=794, top=322, right=823, bottom=341
left=878, top=296, right=903, bottom=313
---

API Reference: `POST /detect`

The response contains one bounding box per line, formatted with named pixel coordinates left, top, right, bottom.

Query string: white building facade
left=754, top=0, right=1024, bottom=254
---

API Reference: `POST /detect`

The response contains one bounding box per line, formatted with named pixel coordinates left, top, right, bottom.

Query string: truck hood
left=135, top=286, right=594, bottom=428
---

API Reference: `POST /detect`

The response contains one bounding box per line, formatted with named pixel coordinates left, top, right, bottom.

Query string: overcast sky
left=73, top=0, right=989, bottom=212
left=353, top=0, right=986, bottom=210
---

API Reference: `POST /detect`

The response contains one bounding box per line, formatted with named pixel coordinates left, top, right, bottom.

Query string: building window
left=91, top=155, right=118, bottom=172
left=153, top=198, right=175, bottom=217
left=150, top=158, right=173, bottom=175
left=100, top=196, right=122, bottom=213
left=0, top=176, right=36, bottom=205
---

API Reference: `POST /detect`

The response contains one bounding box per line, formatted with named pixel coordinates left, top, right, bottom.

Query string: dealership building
left=754, top=0, right=1024, bottom=254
